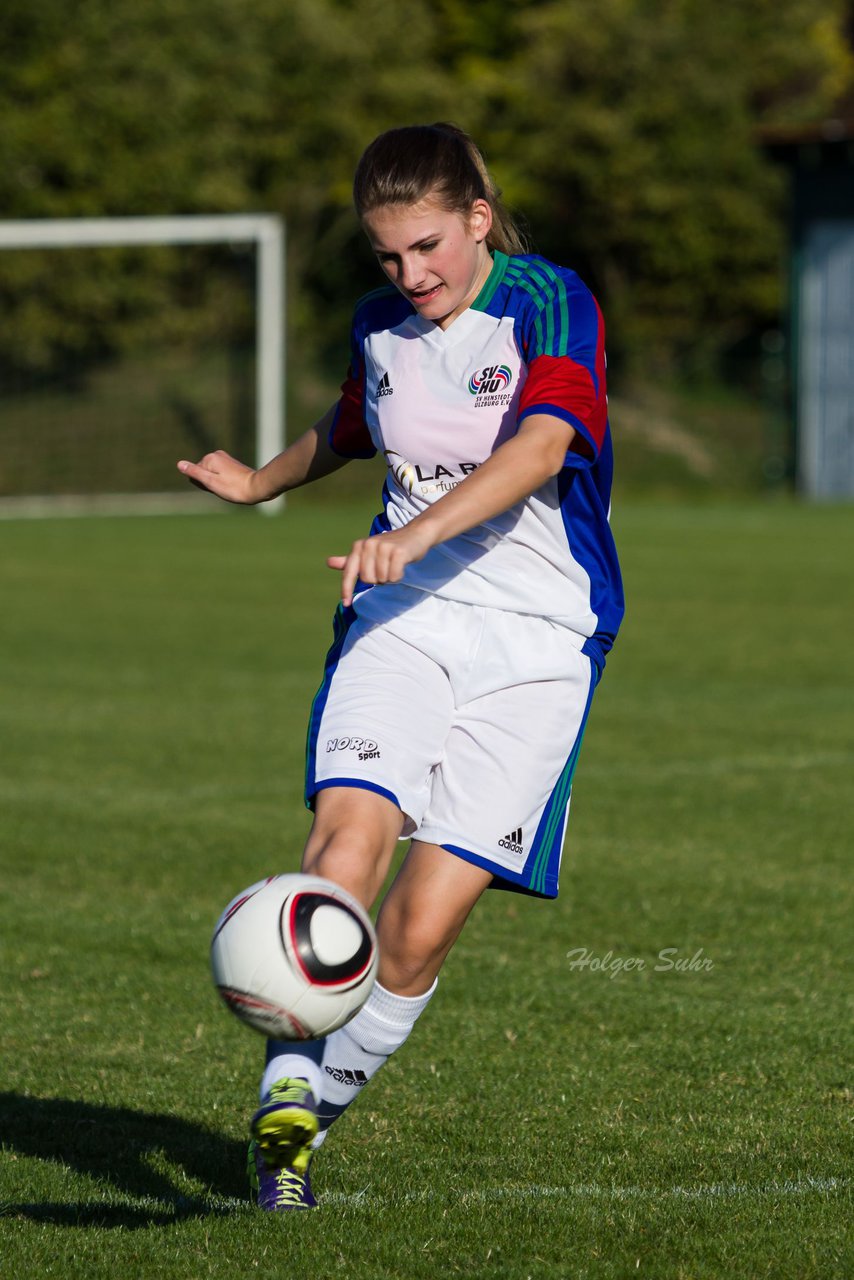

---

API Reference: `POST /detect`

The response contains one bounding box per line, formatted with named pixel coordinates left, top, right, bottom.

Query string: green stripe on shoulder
left=511, top=259, right=572, bottom=357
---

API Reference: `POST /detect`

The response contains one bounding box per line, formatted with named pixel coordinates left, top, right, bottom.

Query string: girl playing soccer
left=178, top=122, right=624, bottom=1210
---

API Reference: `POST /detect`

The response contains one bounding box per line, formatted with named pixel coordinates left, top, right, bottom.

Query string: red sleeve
left=328, top=364, right=376, bottom=459
left=517, top=293, right=608, bottom=466
left=519, top=353, right=606, bottom=462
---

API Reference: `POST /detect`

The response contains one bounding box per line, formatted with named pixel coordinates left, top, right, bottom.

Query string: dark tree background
left=0, top=0, right=850, bottom=389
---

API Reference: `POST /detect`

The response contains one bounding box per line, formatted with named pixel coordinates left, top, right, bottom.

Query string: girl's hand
left=328, top=524, right=434, bottom=607
left=327, top=414, right=578, bottom=606
left=177, top=450, right=261, bottom=504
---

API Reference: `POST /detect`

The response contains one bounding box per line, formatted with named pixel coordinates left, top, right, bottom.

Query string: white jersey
left=329, top=251, right=624, bottom=664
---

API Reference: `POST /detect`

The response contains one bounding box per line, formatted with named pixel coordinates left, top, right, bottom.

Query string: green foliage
left=0, top=0, right=851, bottom=386
left=0, top=0, right=457, bottom=380
left=465, top=0, right=852, bottom=373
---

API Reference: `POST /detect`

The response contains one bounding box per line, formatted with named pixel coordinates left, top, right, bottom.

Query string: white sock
left=319, top=979, right=437, bottom=1109
left=259, top=1054, right=324, bottom=1104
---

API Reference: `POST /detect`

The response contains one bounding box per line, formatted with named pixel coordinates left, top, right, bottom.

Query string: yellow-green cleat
left=250, top=1076, right=319, bottom=1174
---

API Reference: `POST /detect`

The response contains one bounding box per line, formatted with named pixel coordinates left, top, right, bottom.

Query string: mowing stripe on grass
left=322, top=1175, right=849, bottom=1208
left=9, top=1176, right=844, bottom=1222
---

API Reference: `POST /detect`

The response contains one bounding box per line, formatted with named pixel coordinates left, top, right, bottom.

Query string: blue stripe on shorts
left=441, top=656, right=598, bottom=899
left=304, top=603, right=356, bottom=809
left=304, top=597, right=404, bottom=815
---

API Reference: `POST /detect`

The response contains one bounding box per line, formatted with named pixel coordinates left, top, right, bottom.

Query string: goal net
left=0, top=215, right=285, bottom=516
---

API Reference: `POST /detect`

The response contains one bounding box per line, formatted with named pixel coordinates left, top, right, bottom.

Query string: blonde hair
left=353, top=123, right=527, bottom=257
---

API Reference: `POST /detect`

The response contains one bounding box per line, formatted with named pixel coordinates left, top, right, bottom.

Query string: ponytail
left=353, top=123, right=527, bottom=257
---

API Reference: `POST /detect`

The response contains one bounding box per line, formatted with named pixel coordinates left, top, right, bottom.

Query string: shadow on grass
left=0, top=1092, right=249, bottom=1228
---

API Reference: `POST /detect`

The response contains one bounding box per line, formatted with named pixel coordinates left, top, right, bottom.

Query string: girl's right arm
left=177, top=405, right=349, bottom=505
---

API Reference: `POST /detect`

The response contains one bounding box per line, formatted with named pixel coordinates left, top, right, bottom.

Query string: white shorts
left=305, top=584, right=599, bottom=897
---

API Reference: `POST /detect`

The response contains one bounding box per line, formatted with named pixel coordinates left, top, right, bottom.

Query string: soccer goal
left=0, top=214, right=285, bottom=516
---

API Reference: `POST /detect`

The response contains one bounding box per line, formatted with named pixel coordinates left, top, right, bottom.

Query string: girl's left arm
left=328, top=413, right=576, bottom=607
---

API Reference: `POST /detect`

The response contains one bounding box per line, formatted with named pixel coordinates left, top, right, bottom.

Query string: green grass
left=1, top=498, right=851, bottom=1279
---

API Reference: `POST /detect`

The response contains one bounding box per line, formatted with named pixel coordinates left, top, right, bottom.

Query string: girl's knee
left=301, top=789, right=403, bottom=906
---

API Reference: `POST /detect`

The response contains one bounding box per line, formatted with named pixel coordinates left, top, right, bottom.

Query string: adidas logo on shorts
left=498, top=827, right=524, bottom=855
left=324, top=1066, right=369, bottom=1087
left=376, top=371, right=394, bottom=397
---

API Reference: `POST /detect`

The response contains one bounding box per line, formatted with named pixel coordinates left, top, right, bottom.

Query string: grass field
left=1, top=497, right=851, bottom=1279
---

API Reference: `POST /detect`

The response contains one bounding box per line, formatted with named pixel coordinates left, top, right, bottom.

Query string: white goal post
left=0, top=214, right=285, bottom=515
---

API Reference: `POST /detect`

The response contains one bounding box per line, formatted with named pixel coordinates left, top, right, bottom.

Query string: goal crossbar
left=0, top=214, right=285, bottom=514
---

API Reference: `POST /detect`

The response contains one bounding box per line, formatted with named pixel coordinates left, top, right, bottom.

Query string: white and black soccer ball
left=210, top=874, right=378, bottom=1040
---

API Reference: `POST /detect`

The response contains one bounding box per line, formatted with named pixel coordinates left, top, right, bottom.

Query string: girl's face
left=362, top=194, right=493, bottom=330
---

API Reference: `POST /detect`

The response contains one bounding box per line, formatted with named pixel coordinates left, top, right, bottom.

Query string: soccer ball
left=210, top=874, right=378, bottom=1040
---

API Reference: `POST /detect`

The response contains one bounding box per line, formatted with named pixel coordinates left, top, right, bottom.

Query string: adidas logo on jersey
left=376, top=371, right=394, bottom=397
left=324, top=1066, right=369, bottom=1087
left=499, top=827, right=524, bottom=854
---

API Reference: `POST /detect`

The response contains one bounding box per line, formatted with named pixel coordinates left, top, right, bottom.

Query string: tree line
left=1, top=0, right=850, bottom=389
